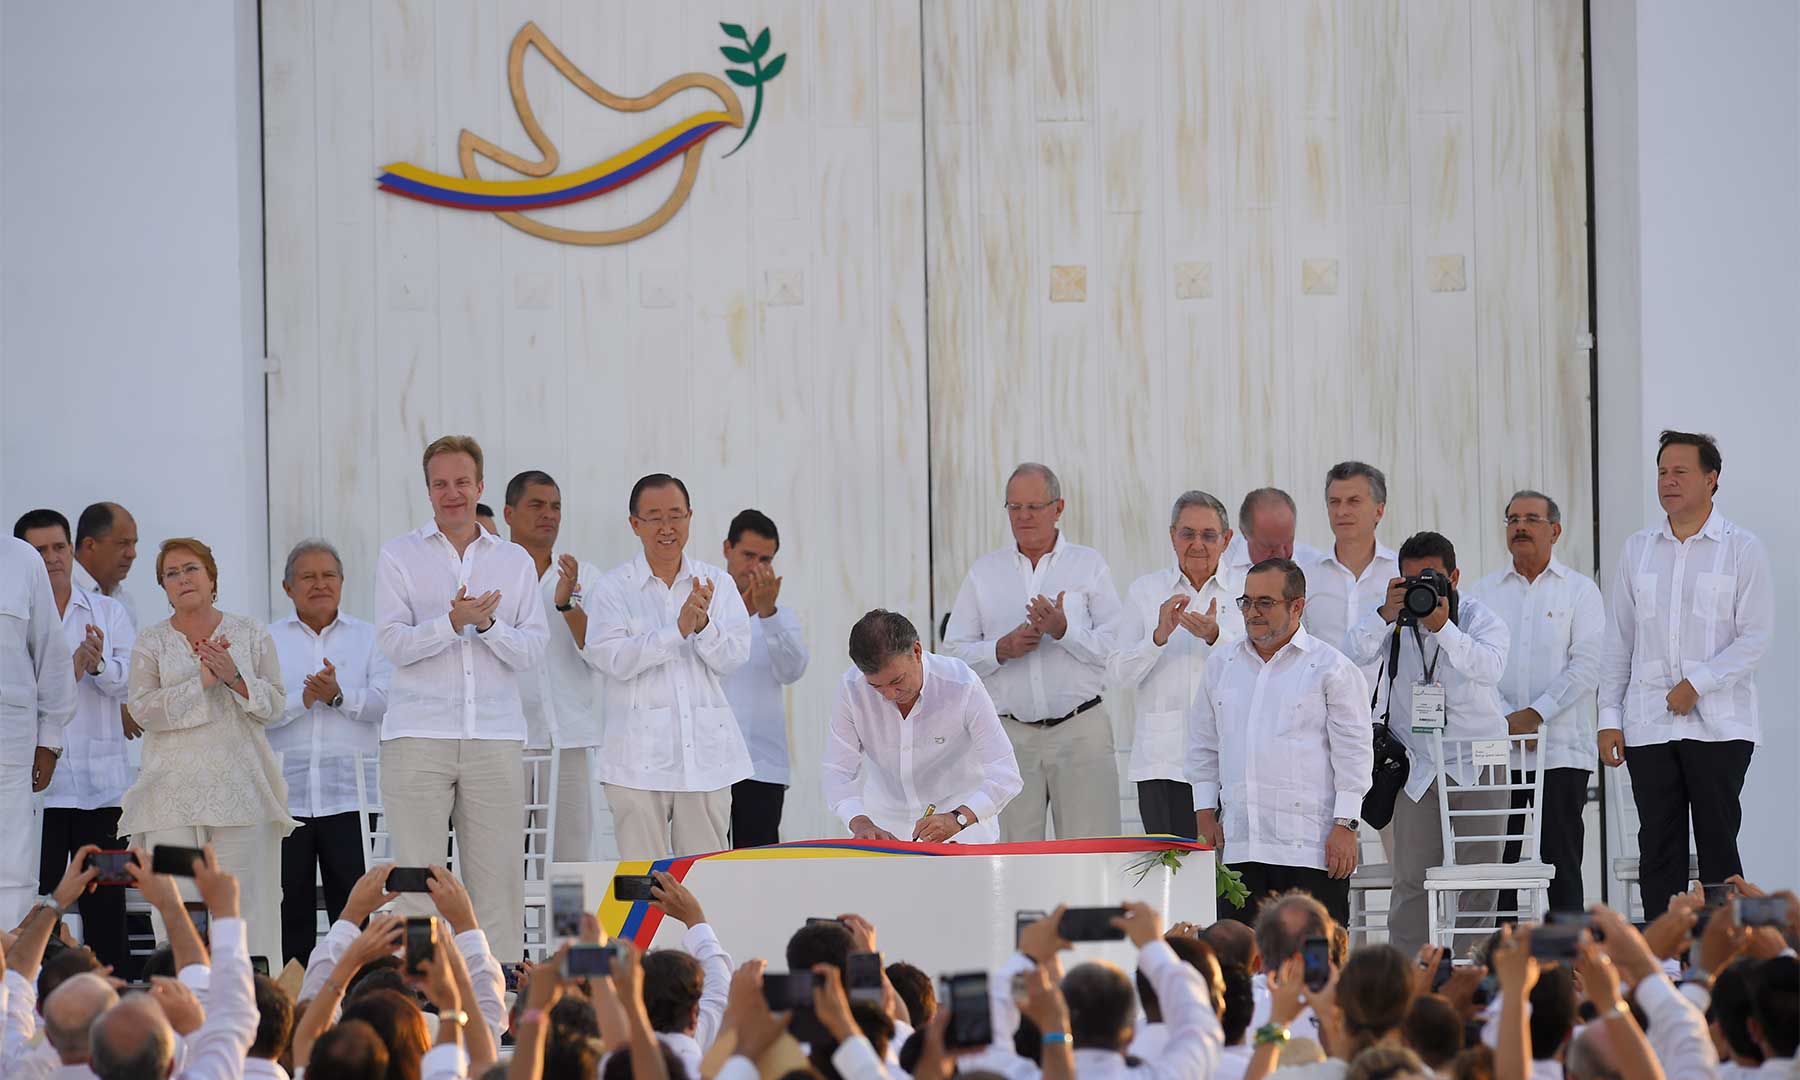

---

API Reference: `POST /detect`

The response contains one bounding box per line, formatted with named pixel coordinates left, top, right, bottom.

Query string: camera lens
left=1402, top=582, right=1439, bottom=617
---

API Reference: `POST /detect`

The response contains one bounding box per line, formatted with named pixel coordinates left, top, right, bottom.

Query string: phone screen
left=551, top=879, right=585, bottom=938
left=1015, top=909, right=1047, bottom=947
left=152, top=845, right=206, bottom=878
left=1529, top=926, right=1579, bottom=960
left=762, top=972, right=816, bottom=1010
left=612, top=875, right=657, bottom=902
left=404, top=916, right=436, bottom=974
left=1702, top=883, right=1734, bottom=909
left=562, top=944, right=613, bottom=977
left=943, top=973, right=992, bottom=1048
left=1302, top=936, right=1330, bottom=992
left=1736, top=896, right=1787, bottom=928
left=387, top=867, right=434, bottom=893
left=1431, top=953, right=1453, bottom=992
left=847, top=951, right=884, bottom=1006
left=251, top=955, right=271, bottom=977
left=1057, top=906, right=1127, bottom=942
left=86, top=851, right=137, bottom=885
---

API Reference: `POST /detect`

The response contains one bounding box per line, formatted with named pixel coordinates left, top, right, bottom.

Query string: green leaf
left=725, top=68, right=759, bottom=88
left=751, top=27, right=771, bottom=59
left=720, top=21, right=749, bottom=40
left=1216, top=862, right=1251, bottom=909
left=760, top=52, right=787, bottom=81
left=720, top=45, right=753, bottom=63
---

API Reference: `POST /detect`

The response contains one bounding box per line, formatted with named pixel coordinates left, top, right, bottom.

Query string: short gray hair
left=89, top=997, right=177, bottom=1080
left=1237, top=488, right=1298, bottom=532
left=1324, top=461, right=1388, bottom=506
left=1170, top=490, right=1229, bottom=530
left=282, top=539, right=344, bottom=586
left=1007, top=462, right=1062, bottom=502
left=1505, top=489, right=1562, bottom=525
left=848, top=609, right=920, bottom=674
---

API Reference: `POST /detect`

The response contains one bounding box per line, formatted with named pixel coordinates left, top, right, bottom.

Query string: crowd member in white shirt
left=0, top=535, right=76, bottom=928
left=72, top=502, right=140, bottom=631
left=942, top=462, right=1123, bottom=842
left=268, top=538, right=393, bottom=965
left=375, top=435, right=548, bottom=962
left=1297, top=462, right=1400, bottom=694
left=1220, top=487, right=1324, bottom=582
left=1344, top=531, right=1511, bottom=957
left=502, top=469, right=604, bottom=862
left=586, top=473, right=753, bottom=860
left=1467, top=490, right=1604, bottom=913
left=14, top=509, right=136, bottom=973
left=1190, top=558, right=1372, bottom=923
left=1108, top=490, right=1246, bottom=839
left=823, top=609, right=1022, bottom=844
left=718, top=510, right=809, bottom=848
left=1599, top=430, right=1773, bottom=920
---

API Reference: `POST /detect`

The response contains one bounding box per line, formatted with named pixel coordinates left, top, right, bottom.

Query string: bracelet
left=555, top=601, right=575, bottom=612
left=1254, top=1022, right=1292, bottom=1047
left=1040, top=1031, right=1070, bottom=1046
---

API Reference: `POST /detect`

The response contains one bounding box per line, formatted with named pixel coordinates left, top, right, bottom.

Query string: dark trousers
left=1136, top=780, right=1198, bottom=840
left=1225, top=861, right=1351, bottom=926
left=1501, top=767, right=1590, bottom=914
left=38, top=806, right=128, bottom=971
left=279, top=811, right=367, bottom=965
left=1625, top=739, right=1754, bottom=919
left=730, top=780, right=785, bottom=849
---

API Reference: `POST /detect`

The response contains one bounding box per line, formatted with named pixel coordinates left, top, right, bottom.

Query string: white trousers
left=0, top=764, right=40, bottom=927
left=135, top=822, right=285, bottom=965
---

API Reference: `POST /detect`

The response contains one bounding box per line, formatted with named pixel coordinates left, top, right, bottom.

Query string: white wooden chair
left=520, top=747, right=562, bottom=961
left=1425, top=731, right=1554, bottom=952
left=1604, top=764, right=1698, bottom=921
left=1347, top=825, right=1393, bottom=944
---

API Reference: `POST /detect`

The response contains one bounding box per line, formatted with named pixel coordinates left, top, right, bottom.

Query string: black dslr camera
left=1396, top=568, right=1453, bottom=626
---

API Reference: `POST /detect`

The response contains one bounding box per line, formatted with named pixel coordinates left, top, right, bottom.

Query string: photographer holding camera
left=1346, top=532, right=1511, bottom=957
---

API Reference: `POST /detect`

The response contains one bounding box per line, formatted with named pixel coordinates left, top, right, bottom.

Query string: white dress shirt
left=1599, top=510, right=1773, bottom=747
left=1108, top=564, right=1246, bottom=783
left=44, top=587, right=136, bottom=809
left=243, top=1058, right=288, bottom=1080
left=941, top=533, right=1122, bottom=722
left=821, top=652, right=1023, bottom=844
left=1, top=537, right=76, bottom=754
left=374, top=523, right=548, bottom=743
left=1297, top=542, right=1400, bottom=691
left=72, top=561, right=138, bottom=628
left=301, top=918, right=508, bottom=1044
left=175, top=916, right=259, bottom=1080
left=1637, top=973, right=1722, bottom=1079
left=267, top=613, right=392, bottom=817
left=584, top=554, right=753, bottom=792
left=720, top=606, right=810, bottom=785
left=1345, top=597, right=1510, bottom=801
left=1187, top=631, right=1372, bottom=870
left=1467, top=557, right=1605, bottom=772
left=519, top=555, right=604, bottom=750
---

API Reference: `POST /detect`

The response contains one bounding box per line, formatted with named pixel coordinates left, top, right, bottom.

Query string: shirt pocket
left=0, top=584, right=32, bottom=723
left=1135, top=709, right=1187, bottom=764
left=1692, top=572, right=1735, bottom=622
left=692, top=705, right=742, bottom=763
left=626, top=706, right=678, bottom=773
left=1631, top=573, right=1659, bottom=623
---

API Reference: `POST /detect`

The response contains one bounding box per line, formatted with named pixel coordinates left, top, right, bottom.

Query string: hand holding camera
left=1383, top=570, right=1453, bottom=630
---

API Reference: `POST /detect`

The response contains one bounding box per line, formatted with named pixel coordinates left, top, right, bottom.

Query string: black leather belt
left=1003, top=695, right=1102, bottom=729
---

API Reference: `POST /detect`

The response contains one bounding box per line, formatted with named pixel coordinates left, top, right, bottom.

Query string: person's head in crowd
left=1254, top=890, right=1334, bottom=973
left=282, top=539, right=345, bottom=628
left=42, top=972, right=117, bottom=1065
left=1708, top=958, right=1766, bottom=1066
left=1397, top=531, right=1459, bottom=595
left=308, top=1019, right=391, bottom=1080
left=157, top=537, right=221, bottom=611
left=75, top=501, right=139, bottom=594
left=544, top=998, right=602, bottom=1080
left=1655, top=428, right=1722, bottom=520
left=1238, top=487, right=1299, bottom=562
left=787, top=919, right=855, bottom=976
left=420, top=434, right=486, bottom=537
left=39, top=946, right=103, bottom=1010
left=848, top=610, right=926, bottom=709
left=1502, top=490, right=1563, bottom=576
left=600, top=1042, right=688, bottom=1080
left=88, top=994, right=177, bottom=1080
left=1004, top=462, right=1064, bottom=555
left=627, top=472, right=694, bottom=567
left=1331, top=922, right=1351, bottom=969
left=886, top=961, right=935, bottom=1025
left=1203, top=920, right=1260, bottom=974
left=1330, top=944, right=1415, bottom=1060
left=1346, top=1045, right=1430, bottom=1080
left=346, top=955, right=408, bottom=1003
left=1565, top=1021, right=1622, bottom=1080
left=1450, top=1042, right=1496, bottom=1080
left=340, top=988, right=430, bottom=1080
left=1168, top=490, right=1233, bottom=589
left=250, top=974, right=296, bottom=1063
left=503, top=470, right=562, bottom=553
left=642, top=950, right=705, bottom=1035
left=1219, top=963, right=1255, bottom=1048
left=1242, top=559, right=1307, bottom=658
left=1061, top=961, right=1139, bottom=1052
left=723, top=509, right=781, bottom=598
left=1324, top=461, right=1388, bottom=548
left=1528, top=964, right=1577, bottom=1062
left=475, top=504, right=498, bottom=534
left=15, top=508, right=75, bottom=592
left=138, top=944, right=178, bottom=982
left=1750, top=955, right=1799, bottom=1062
left=1402, top=993, right=1463, bottom=1072
left=1136, top=937, right=1223, bottom=1023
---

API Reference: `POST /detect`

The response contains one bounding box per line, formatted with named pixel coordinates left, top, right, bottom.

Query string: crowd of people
left=0, top=426, right=1780, bottom=1055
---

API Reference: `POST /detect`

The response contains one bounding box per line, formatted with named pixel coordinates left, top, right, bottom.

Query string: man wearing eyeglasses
left=1466, top=491, right=1604, bottom=912
left=1107, top=490, right=1246, bottom=838
left=1187, top=558, right=1371, bottom=923
left=942, top=462, right=1124, bottom=841
left=584, top=473, right=753, bottom=859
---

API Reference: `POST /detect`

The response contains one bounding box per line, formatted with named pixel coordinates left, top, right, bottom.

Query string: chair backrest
left=354, top=751, right=392, bottom=869
left=522, top=748, right=561, bottom=883
left=1430, top=730, right=1546, bottom=866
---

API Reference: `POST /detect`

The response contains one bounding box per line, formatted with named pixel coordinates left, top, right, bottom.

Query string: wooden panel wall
left=923, top=0, right=1592, bottom=830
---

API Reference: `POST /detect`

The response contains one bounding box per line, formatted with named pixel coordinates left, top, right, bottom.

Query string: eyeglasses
left=161, top=563, right=206, bottom=582
left=1003, top=501, right=1057, bottom=515
left=1235, top=596, right=1289, bottom=614
left=1503, top=514, right=1553, bottom=527
left=1175, top=529, right=1224, bottom=545
left=635, top=511, right=691, bottom=526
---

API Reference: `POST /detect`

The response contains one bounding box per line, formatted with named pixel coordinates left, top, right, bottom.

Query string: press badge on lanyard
left=1411, top=683, right=1447, bottom=733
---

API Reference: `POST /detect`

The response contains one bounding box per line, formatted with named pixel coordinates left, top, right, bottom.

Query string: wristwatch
left=953, top=809, right=972, bottom=831
left=1254, top=1022, right=1291, bottom=1047
left=438, top=1009, right=469, bottom=1029
left=1334, top=817, right=1360, bottom=832
left=329, top=691, right=344, bottom=709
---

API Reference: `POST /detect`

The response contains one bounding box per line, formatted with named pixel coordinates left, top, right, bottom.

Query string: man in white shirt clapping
left=718, top=510, right=809, bottom=848
left=823, top=609, right=1021, bottom=844
left=1467, top=490, right=1604, bottom=912
left=1108, top=490, right=1245, bottom=839
left=375, top=435, right=548, bottom=962
left=585, top=473, right=753, bottom=860
left=1187, top=558, right=1371, bottom=922
left=1599, top=430, right=1773, bottom=919
left=942, top=462, right=1122, bottom=842
left=268, top=538, right=392, bottom=964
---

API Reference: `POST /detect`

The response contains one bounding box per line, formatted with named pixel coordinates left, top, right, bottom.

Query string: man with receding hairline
left=73, top=502, right=139, bottom=629
left=1221, top=487, right=1322, bottom=581
left=42, top=971, right=117, bottom=1072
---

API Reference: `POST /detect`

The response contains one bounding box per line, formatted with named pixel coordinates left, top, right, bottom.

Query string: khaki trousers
left=382, top=737, right=525, bottom=962
left=997, top=705, right=1122, bottom=842
left=136, top=822, right=285, bottom=966
left=1388, top=778, right=1510, bottom=957
left=603, top=784, right=730, bottom=860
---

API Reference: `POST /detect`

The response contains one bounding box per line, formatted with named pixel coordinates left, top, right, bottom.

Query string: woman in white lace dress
left=124, top=536, right=297, bottom=962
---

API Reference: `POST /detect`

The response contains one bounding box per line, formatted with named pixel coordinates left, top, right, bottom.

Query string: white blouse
left=122, top=613, right=299, bottom=837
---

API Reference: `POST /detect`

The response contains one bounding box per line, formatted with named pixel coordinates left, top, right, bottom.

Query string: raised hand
left=191, top=844, right=241, bottom=919
left=749, top=563, right=782, bottom=618
left=73, top=624, right=105, bottom=678
left=304, top=658, right=341, bottom=710
left=677, top=580, right=713, bottom=637
left=554, top=554, right=581, bottom=608
left=426, top=866, right=478, bottom=935
left=1177, top=597, right=1221, bottom=645
left=996, top=622, right=1043, bottom=661
left=1152, top=594, right=1190, bottom=647
left=1026, top=592, right=1070, bottom=639
left=650, top=870, right=705, bottom=928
